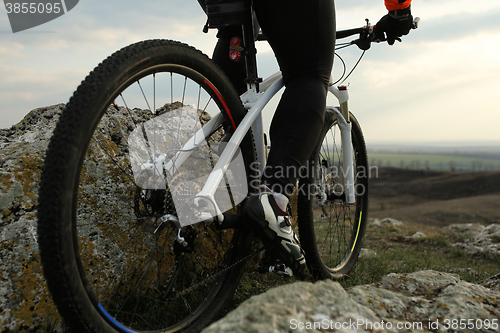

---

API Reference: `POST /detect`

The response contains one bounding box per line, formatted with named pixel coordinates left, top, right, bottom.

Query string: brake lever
left=351, top=17, right=419, bottom=49
left=412, top=17, right=420, bottom=29
left=352, top=38, right=371, bottom=50
left=352, top=18, right=373, bottom=50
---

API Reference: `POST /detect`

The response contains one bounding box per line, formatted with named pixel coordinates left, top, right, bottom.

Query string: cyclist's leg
left=254, top=0, right=336, bottom=195
left=263, top=79, right=328, bottom=195
left=212, top=26, right=247, bottom=96
left=210, top=0, right=336, bottom=274
left=241, top=0, right=336, bottom=274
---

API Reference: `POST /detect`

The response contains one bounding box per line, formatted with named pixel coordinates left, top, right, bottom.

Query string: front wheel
left=298, top=109, right=369, bottom=279
left=38, top=40, right=256, bottom=332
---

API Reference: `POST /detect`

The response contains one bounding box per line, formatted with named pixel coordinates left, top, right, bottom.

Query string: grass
left=225, top=220, right=500, bottom=313
left=336, top=222, right=500, bottom=288
left=53, top=219, right=497, bottom=331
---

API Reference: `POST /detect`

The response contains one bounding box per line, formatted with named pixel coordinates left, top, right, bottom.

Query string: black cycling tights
left=213, top=0, right=336, bottom=196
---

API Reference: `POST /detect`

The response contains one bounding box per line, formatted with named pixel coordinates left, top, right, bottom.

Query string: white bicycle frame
left=166, top=70, right=356, bottom=225
left=160, top=17, right=424, bottom=227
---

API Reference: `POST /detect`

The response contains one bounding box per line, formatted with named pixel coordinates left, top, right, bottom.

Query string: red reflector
left=229, top=36, right=243, bottom=62
left=230, top=50, right=241, bottom=62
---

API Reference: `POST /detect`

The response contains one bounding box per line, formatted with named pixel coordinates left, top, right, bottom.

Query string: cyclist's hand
left=374, top=14, right=413, bottom=45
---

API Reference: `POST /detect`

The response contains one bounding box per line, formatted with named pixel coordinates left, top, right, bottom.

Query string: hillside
left=369, top=167, right=500, bottom=227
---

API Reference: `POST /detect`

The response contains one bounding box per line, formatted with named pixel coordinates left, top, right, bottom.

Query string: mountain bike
left=38, top=3, right=420, bottom=332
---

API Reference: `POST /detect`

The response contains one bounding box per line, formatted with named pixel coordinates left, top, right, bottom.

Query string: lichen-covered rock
left=448, top=223, right=486, bottom=237
left=479, top=273, right=500, bottom=291
left=1, top=105, right=65, bottom=332
left=0, top=103, right=230, bottom=332
left=203, top=280, right=381, bottom=333
left=452, top=224, right=500, bottom=258
left=203, top=270, right=500, bottom=333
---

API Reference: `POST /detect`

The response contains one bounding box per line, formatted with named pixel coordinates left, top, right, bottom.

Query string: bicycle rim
left=39, top=40, right=253, bottom=332
left=298, top=109, right=368, bottom=279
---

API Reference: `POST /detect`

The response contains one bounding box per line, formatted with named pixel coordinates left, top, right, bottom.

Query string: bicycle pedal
left=259, top=259, right=293, bottom=277
left=269, top=262, right=293, bottom=277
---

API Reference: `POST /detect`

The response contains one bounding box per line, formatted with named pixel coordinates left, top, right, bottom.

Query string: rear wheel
left=38, top=40, right=255, bottom=332
left=298, top=109, right=369, bottom=279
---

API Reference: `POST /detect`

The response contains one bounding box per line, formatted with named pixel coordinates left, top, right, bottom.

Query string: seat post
left=241, top=1, right=261, bottom=92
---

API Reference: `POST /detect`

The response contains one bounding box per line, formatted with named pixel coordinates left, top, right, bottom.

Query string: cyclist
left=200, top=0, right=413, bottom=275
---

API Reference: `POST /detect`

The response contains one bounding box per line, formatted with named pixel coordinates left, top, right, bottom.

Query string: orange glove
left=375, top=0, right=413, bottom=45
left=384, top=0, right=411, bottom=12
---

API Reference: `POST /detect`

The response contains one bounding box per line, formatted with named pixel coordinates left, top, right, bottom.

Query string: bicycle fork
left=322, top=85, right=356, bottom=206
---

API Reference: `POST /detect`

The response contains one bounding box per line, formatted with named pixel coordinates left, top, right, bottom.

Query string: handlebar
left=257, top=17, right=420, bottom=49
left=336, top=17, right=420, bottom=50
left=336, top=28, right=364, bottom=40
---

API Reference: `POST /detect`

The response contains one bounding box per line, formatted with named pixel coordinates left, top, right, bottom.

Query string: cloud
left=1, top=0, right=500, bottom=144
left=0, top=62, right=87, bottom=126
left=327, top=1, right=500, bottom=143
left=337, top=28, right=500, bottom=143
left=0, top=0, right=217, bottom=129
left=410, top=8, right=500, bottom=43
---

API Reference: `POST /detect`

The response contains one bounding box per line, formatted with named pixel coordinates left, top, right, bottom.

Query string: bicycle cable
left=331, top=41, right=366, bottom=86
left=331, top=52, right=347, bottom=86
left=339, top=50, right=365, bottom=85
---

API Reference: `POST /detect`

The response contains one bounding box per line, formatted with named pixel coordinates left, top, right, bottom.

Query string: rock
left=381, top=218, right=404, bottom=226
left=452, top=224, right=500, bottom=258
left=408, top=232, right=426, bottom=239
left=203, top=279, right=380, bottom=333
left=0, top=103, right=226, bottom=332
left=203, top=270, right=500, bottom=333
left=370, top=218, right=404, bottom=228
left=448, top=223, right=486, bottom=237
left=358, top=248, right=377, bottom=259
left=370, top=218, right=382, bottom=227
left=0, top=105, right=65, bottom=332
left=479, top=273, right=500, bottom=291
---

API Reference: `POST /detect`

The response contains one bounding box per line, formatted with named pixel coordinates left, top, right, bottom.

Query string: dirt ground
left=368, top=167, right=500, bottom=227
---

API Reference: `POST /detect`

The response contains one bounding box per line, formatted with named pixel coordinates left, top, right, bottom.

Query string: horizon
left=3, top=102, right=500, bottom=153
left=367, top=140, right=500, bottom=149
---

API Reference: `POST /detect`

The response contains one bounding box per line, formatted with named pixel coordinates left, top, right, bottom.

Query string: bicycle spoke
left=39, top=40, right=253, bottom=332
left=302, top=111, right=368, bottom=278
left=138, top=80, right=152, bottom=112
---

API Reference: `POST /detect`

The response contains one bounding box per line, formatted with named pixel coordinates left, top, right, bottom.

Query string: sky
left=1, top=0, right=500, bottom=146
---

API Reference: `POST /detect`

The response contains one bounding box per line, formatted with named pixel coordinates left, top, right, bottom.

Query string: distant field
left=368, top=153, right=500, bottom=172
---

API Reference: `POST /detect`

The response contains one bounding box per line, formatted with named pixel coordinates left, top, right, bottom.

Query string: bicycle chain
left=166, top=244, right=264, bottom=300
left=155, top=107, right=264, bottom=301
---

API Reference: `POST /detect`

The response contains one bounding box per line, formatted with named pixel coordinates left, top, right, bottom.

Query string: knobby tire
left=38, top=39, right=256, bottom=333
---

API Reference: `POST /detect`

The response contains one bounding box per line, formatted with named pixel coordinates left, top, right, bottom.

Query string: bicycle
left=38, top=2, right=419, bottom=332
